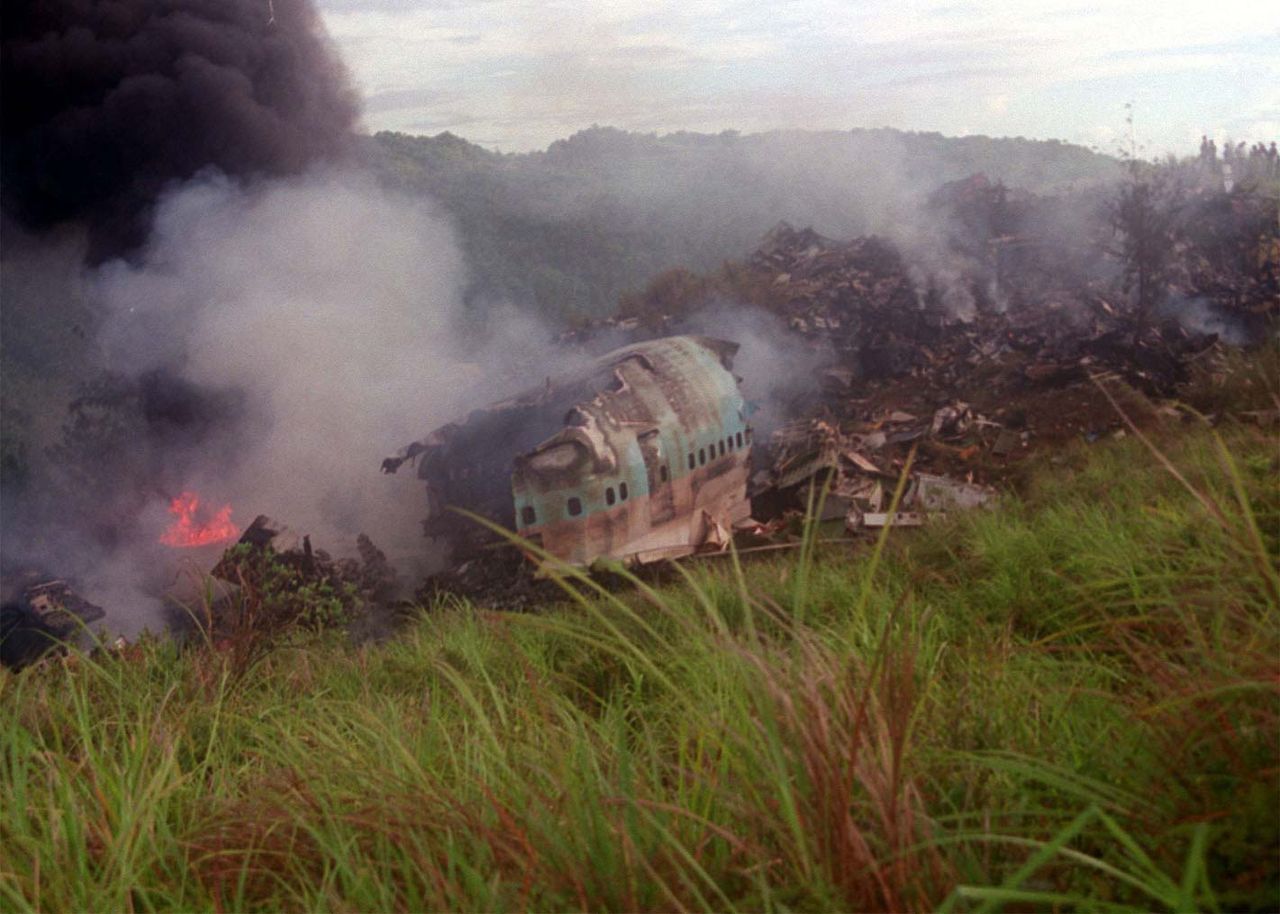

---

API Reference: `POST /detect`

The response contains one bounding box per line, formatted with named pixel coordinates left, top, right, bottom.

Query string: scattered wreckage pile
left=738, top=217, right=1241, bottom=536
left=748, top=412, right=997, bottom=537
left=748, top=219, right=1221, bottom=398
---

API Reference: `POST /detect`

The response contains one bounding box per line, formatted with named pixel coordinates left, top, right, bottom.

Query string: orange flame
left=160, top=491, right=238, bottom=548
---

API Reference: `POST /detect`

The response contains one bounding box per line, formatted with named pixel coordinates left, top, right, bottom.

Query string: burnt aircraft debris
left=1, top=578, right=107, bottom=670
left=385, top=336, right=754, bottom=567
left=749, top=418, right=997, bottom=532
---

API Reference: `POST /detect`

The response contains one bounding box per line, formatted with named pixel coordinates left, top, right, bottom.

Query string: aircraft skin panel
left=512, top=335, right=752, bottom=566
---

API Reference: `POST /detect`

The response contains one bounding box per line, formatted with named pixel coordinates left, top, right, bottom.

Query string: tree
left=1109, top=161, right=1178, bottom=344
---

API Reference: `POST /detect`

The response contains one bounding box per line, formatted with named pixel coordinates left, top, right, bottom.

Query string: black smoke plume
left=1, top=0, right=358, bottom=259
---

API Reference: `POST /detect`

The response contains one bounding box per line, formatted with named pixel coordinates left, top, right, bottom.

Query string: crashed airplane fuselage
left=384, top=336, right=753, bottom=566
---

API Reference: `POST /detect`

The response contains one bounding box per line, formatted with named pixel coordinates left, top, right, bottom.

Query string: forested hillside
left=364, top=127, right=1119, bottom=322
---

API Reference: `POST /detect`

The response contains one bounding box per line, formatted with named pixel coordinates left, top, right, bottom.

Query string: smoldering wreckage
left=4, top=188, right=1276, bottom=670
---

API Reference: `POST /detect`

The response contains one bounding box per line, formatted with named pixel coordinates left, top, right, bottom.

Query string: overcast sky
left=319, top=0, right=1278, bottom=155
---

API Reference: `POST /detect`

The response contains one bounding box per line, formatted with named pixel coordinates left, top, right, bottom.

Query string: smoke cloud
left=3, top=156, right=604, bottom=637
left=94, top=169, right=571, bottom=579
left=0, top=0, right=472, bottom=635
left=1, top=0, right=358, bottom=259
left=678, top=303, right=827, bottom=440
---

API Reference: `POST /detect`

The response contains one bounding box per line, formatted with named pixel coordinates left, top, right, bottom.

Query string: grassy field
left=2, top=410, right=1277, bottom=912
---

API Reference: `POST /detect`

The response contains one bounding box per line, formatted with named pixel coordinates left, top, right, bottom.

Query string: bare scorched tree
left=1109, top=162, right=1179, bottom=345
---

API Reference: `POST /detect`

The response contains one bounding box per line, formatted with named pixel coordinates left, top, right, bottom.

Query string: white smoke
left=681, top=302, right=827, bottom=438
left=89, top=167, right=565, bottom=609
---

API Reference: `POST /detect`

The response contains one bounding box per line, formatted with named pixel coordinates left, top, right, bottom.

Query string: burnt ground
left=812, top=348, right=1173, bottom=484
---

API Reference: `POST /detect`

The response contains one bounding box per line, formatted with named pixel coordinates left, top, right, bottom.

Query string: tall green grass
left=2, top=420, right=1276, bottom=912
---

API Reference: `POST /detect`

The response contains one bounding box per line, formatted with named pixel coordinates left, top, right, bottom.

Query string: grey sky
left=318, top=0, right=1279, bottom=154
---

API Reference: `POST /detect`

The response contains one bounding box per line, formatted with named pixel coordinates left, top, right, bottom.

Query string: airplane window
left=619, top=482, right=628, bottom=500
left=719, top=440, right=726, bottom=457
left=698, top=448, right=706, bottom=466
left=567, top=496, right=583, bottom=517
left=736, top=431, right=744, bottom=448
left=521, top=506, right=536, bottom=526
left=659, top=465, right=668, bottom=483
left=745, top=428, right=752, bottom=443
left=606, top=487, right=616, bottom=506
left=727, top=436, right=734, bottom=451
left=688, top=453, right=695, bottom=470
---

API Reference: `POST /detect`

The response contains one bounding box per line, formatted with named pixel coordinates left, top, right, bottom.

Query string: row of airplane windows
left=686, top=428, right=749, bottom=471
left=560, top=478, right=630, bottom=521
left=519, top=427, right=751, bottom=528
left=522, top=480, right=631, bottom=525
